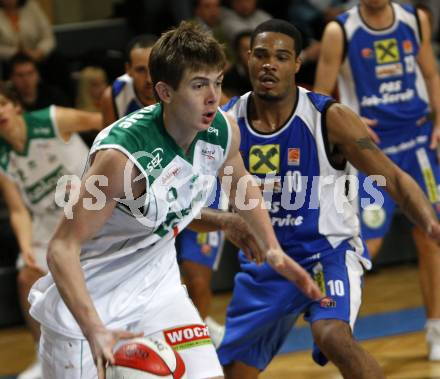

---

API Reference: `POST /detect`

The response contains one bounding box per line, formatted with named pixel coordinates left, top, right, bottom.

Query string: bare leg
left=365, top=238, right=384, bottom=261
left=17, top=266, right=44, bottom=342
left=181, top=260, right=213, bottom=319
left=311, top=319, right=384, bottom=379
left=224, top=360, right=259, bottom=379
left=412, top=226, right=440, bottom=360
left=412, top=226, right=440, bottom=318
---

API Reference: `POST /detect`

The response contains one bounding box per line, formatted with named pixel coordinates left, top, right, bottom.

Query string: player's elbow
left=46, top=237, right=71, bottom=273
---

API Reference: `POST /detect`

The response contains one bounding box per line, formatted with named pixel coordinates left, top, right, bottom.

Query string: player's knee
left=17, top=268, right=32, bottom=290
left=183, top=267, right=211, bottom=292
left=17, top=267, right=41, bottom=291
left=366, top=238, right=383, bottom=257
left=312, top=319, right=354, bottom=354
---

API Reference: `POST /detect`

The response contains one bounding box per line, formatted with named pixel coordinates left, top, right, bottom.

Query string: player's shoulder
left=196, top=107, right=232, bottom=152
left=304, top=88, right=336, bottom=113
left=0, top=138, right=12, bottom=174
left=112, top=73, right=132, bottom=96
left=95, top=103, right=162, bottom=154
left=221, top=92, right=251, bottom=120
left=23, top=106, right=56, bottom=139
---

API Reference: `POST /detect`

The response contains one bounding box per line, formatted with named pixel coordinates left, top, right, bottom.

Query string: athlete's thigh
left=217, top=256, right=309, bottom=370
left=177, top=229, right=223, bottom=270
left=306, top=249, right=364, bottom=328
left=402, top=144, right=440, bottom=217
left=40, top=327, right=96, bottom=379
left=305, top=249, right=365, bottom=365
left=134, top=284, right=223, bottom=379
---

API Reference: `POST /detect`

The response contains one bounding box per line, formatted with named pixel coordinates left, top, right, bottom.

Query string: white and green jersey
left=29, top=103, right=232, bottom=338
left=0, top=106, right=89, bottom=260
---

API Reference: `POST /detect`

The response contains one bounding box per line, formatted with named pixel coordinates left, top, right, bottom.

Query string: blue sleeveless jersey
left=336, top=3, right=430, bottom=147
left=112, top=73, right=143, bottom=119
left=223, top=88, right=368, bottom=266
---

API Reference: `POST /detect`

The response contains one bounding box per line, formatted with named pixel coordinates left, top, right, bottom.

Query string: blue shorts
left=217, top=243, right=365, bottom=370
left=358, top=131, right=440, bottom=239
left=176, top=229, right=224, bottom=269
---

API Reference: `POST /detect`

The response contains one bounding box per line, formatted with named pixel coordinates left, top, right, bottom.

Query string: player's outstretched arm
left=54, top=106, right=103, bottom=142
left=313, top=21, right=344, bottom=96
left=189, top=208, right=265, bottom=261
left=327, top=103, right=440, bottom=241
left=46, top=149, right=142, bottom=379
left=0, top=173, right=37, bottom=270
left=101, top=85, right=118, bottom=128
left=416, top=8, right=440, bottom=150
left=219, top=115, right=323, bottom=300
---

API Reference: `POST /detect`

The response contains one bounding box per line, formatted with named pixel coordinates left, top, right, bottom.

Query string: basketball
left=106, top=337, right=187, bottom=379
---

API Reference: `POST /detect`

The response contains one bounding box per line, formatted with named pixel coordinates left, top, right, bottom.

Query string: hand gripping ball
left=106, top=337, right=186, bottom=379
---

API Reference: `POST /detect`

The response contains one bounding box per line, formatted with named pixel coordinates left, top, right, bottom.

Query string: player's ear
left=295, top=56, right=302, bottom=74
left=155, top=82, right=172, bottom=104
left=14, top=102, right=23, bottom=115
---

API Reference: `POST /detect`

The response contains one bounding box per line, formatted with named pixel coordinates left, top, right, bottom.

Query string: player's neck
left=360, top=2, right=394, bottom=29
left=162, top=109, right=197, bottom=154
left=138, top=94, right=155, bottom=107
left=249, top=90, right=297, bottom=133
left=21, top=90, right=38, bottom=106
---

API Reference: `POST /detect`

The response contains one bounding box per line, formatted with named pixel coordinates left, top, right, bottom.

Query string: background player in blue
left=99, top=32, right=226, bottom=345
left=219, top=18, right=440, bottom=379
left=314, top=0, right=440, bottom=361
left=101, top=34, right=158, bottom=126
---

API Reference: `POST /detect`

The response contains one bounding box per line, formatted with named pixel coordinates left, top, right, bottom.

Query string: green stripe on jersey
left=96, top=103, right=229, bottom=185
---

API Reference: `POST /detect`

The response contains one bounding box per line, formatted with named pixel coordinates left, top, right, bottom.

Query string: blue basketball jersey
left=112, top=73, right=143, bottom=119
left=223, top=88, right=369, bottom=266
left=336, top=2, right=430, bottom=146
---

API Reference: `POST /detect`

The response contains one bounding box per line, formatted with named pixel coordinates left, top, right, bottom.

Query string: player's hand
left=86, top=326, right=143, bottom=379
left=429, top=124, right=440, bottom=158
left=21, top=248, right=43, bottom=272
left=222, top=213, right=266, bottom=264
left=266, top=248, right=324, bottom=300
left=426, top=220, right=440, bottom=244
left=360, top=117, right=380, bottom=144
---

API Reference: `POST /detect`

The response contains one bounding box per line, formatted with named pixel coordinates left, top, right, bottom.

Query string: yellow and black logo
left=249, top=144, right=280, bottom=174
left=374, top=38, right=400, bottom=64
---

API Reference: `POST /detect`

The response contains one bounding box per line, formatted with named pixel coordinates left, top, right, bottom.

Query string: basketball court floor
left=1, top=264, right=439, bottom=378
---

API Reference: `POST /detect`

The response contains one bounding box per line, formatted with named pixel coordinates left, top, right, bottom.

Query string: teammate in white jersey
left=314, top=0, right=440, bottom=360
left=101, top=34, right=158, bottom=126
left=0, top=82, right=102, bottom=379
left=28, top=22, right=322, bottom=379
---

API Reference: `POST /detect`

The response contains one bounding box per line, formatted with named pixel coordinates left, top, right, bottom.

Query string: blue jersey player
left=217, top=19, right=440, bottom=378
left=101, top=34, right=158, bottom=126
left=315, top=0, right=440, bottom=361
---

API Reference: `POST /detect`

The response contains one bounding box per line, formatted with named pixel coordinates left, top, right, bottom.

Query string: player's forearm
left=313, top=66, right=337, bottom=95
left=391, top=169, right=437, bottom=233
left=232, top=180, right=279, bottom=251
left=82, top=112, right=103, bottom=131
left=188, top=208, right=230, bottom=232
left=425, top=73, right=440, bottom=125
left=47, top=238, right=104, bottom=337
left=10, top=209, right=33, bottom=253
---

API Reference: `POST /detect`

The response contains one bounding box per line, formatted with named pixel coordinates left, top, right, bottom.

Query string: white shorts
left=39, top=278, right=223, bottom=378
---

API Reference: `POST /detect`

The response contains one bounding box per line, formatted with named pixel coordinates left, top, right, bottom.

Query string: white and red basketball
left=106, top=337, right=186, bottom=379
